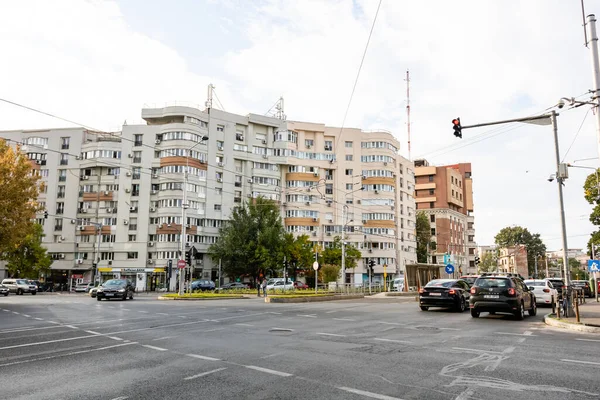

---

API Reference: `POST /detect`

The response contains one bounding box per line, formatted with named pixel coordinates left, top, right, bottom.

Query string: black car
left=96, top=279, right=135, bottom=301
left=418, top=279, right=471, bottom=312
left=0, top=284, right=9, bottom=296
left=191, top=280, right=215, bottom=292
left=469, top=275, right=536, bottom=320
left=546, top=278, right=565, bottom=299
left=217, top=282, right=249, bottom=291
left=572, top=280, right=593, bottom=298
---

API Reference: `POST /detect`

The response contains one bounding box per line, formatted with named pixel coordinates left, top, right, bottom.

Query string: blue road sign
left=588, top=259, right=600, bottom=272
left=445, top=264, right=455, bottom=274
left=443, top=254, right=450, bottom=264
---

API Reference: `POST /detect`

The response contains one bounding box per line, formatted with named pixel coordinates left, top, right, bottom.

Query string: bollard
left=575, top=290, right=580, bottom=323
left=556, top=295, right=561, bottom=318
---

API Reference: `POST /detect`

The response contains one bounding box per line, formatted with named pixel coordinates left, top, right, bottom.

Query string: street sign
left=443, top=254, right=450, bottom=264
left=588, top=259, right=600, bottom=272
left=312, top=261, right=319, bottom=271
left=445, top=264, right=455, bottom=274
left=177, top=259, right=186, bottom=269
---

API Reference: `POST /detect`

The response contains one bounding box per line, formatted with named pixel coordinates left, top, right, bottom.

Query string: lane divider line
left=337, top=386, right=404, bottom=400
left=186, top=354, right=220, bottom=361
left=245, top=365, right=292, bottom=377
left=373, top=338, right=412, bottom=344
left=142, top=345, right=168, bottom=352
left=183, top=367, right=227, bottom=381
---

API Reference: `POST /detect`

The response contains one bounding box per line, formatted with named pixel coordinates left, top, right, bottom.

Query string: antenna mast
left=405, top=70, right=411, bottom=160
left=205, top=84, right=214, bottom=111
left=275, top=96, right=286, bottom=120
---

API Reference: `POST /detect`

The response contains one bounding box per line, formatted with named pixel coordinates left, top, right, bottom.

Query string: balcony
left=58, top=176, right=66, bottom=182
left=60, top=160, right=68, bottom=165
left=133, top=157, right=142, bottom=163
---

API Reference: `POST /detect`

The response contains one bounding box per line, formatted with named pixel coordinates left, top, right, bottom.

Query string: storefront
left=98, top=267, right=167, bottom=292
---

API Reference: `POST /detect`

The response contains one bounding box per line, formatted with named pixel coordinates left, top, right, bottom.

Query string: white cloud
left=0, top=0, right=598, bottom=250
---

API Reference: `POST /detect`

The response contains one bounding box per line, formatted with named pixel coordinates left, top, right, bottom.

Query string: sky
left=0, top=0, right=599, bottom=251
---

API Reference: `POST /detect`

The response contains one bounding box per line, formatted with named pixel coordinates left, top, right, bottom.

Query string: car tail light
left=543, top=289, right=550, bottom=293
left=448, top=289, right=456, bottom=295
left=508, top=288, right=516, bottom=296
left=419, top=288, right=424, bottom=294
left=470, top=287, right=477, bottom=294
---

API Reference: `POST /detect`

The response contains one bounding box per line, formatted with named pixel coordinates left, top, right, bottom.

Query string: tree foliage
left=584, top=170, right=600, bottom=255
left=3, top=224, right=51, bottom=278
left=208, top=197, right=285, bottom=282
left=318, top=236, right=362, bottom=282
left=479, top=251, right=497, bottom=273
left=416, top=211, right=436, bottom=263
left=283, top=233, right=314, bottom=279
left=494, top=226, right=546, bottom=276
left=0, top=140, right=41, bottom=254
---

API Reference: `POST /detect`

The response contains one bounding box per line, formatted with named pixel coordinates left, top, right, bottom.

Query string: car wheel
left=515, top=302, right=525, bottom=320
left=470, top=309, right=480, bottom=318
left=528, top=300, right=537, bottom=316
left=456, top=297, right=466, bottom=312
left=31, top=291, right=36, bottom=295
left=3, top=293, right=7, bottom=296
left=17, top=289, right=23, bottom=295
left=97, top=297, right=102, bottom=301
left=420, top=306, right=429, bottom=311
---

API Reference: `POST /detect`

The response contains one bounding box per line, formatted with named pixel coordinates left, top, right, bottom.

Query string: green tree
left=3, top=224, right=51, bottom=278
left=283, top=233, right=314, bottom=280
left=416, top=211, right=436, bottom=263
left=0, top=140, right=42, bottom=254
left=494, top=226, right=546, bottom=276
left=583, top=170, right=600, bottom=254
left=208, top=197, right=285, bottom=284
left=479, top=251, right=497, bottom=273
left=317, top=236, right=362, bottom=283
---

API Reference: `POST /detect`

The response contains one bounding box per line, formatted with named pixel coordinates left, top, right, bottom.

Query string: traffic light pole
left=179, top=167, right=188, bottom=297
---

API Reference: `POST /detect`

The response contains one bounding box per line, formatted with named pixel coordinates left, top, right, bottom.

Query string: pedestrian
left=257, top=278, right=261, bottom=297
left=262, top=278, right=268, bottom=297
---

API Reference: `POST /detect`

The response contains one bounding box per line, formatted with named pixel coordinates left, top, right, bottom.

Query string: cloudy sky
left=1, top=0, right=599, bottom=251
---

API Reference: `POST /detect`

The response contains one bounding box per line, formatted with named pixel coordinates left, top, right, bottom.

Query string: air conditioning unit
left=326, top=232, right=331, bottom=236
left=262, top=154, right=268, bottom=159
left=148, top=242, right=154, bottom=247
left=78, top=226, right=85, bottom=231
left=70, top=219, right=76, bottom=224
left=129, top=206, right=136, bottom=212
left=128, top=153, right=133, bottom=158
left=114, top=175, right=118, bottom=179
left=305, top=202, right=311, bottom=206
left=369, top=249, right=373, bottom=253
left=327, top=202, right=331, bottom=207
left=217, top=178, right=223, bottom=183
left=35, top=159, right=42, bottom=165
left=247, top=178, right=253, bottom=183
left=77, top=259, right=83, bottom=264
left=151, top=190, right=157, bottom=195
left=375, top=190, right=379, bottom=194
left=312, top=217, right=318, bottom=222
left=217, top=162, right=224, bottom=167
left=82, top=176, right=89, bottom=180
left=329, top=159, right=335, bottom=164
left=104, top=191, right=109, bottom=196
left=313, top=172, right=319, bottom=177
left=108, top=261, right=113, bottom=266
left=123, top=220, right=129, bottom=225
left=126, top=172, right=132, bottom=177
left=59, top=253, right=65, bottom=259
left=262, top=139, right=267, bottom=144
left=147, top=259, right=154, bottom=264
left=106, top=208, right=113, bottom=213
left=155, top=139, right=161, bottom=145
left=238, top=135, right=244, bottom=140
left=125, top=188, right=131, bottom=193
left=150, top=207, right=156, bottom=212
left=383, top=162, right=388, bottom=166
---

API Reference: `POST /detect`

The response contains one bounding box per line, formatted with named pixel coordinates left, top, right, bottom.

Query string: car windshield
left=525, top=281, right=546, bottom=286
left=476, top=278, right=509, bottom=288
left=103, top=280, right=125, bottom=286
left=460, top=277, right=477, bottom=285
left=16, top=279, right=28, bottom=284
left=425, top=280, right=454, bottom=288
left=548, top=280, right=564, bottom=286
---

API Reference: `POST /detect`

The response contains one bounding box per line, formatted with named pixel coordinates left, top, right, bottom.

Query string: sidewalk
left=544, top=298, right=600, bottom=333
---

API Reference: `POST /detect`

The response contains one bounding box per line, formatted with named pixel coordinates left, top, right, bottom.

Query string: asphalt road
left=0, top=294, right=599, bottom=400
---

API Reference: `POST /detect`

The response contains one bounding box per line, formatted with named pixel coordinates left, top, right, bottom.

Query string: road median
left=264, top=294, right=364, bottom=303
left=158, top=293, right=245, bottom=301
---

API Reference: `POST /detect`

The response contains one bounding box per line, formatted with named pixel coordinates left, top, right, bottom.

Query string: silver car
left=1, top=279, right=37, bottom=295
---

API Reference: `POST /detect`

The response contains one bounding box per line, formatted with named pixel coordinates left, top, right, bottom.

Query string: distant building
left=498, top=245, right=528, bottom=277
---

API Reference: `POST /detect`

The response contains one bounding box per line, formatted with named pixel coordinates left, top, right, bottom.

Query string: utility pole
left=585, top=14, right=600, bottom=158
left=341, top=205, right=347, bottom=286
left=534, top=255, right=538, bottom=279
left=405, top=69, right=411, bottom=160
left=545, top=256, right=549, bottom=279
left=179, top=167, right=188, bottom=296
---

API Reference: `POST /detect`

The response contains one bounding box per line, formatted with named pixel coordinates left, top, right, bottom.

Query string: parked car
left=0, top=284, right=9, bottom=296
left=572, top=280, right=593, bottom=298
left=191, top=280, right=216, bottom=292
left=1, top=279, right=37, bottom=295
left=459, top=275, right=480, bottom=287
left=418, top=279, right=471, bottom=312
left=96, top=279, right=135, bottom=301
left=524, top=279, right=557, bottom=306
left=545, top=278, right=565, bottom=299
left=74, top=283, right=95, bottom=293
left=469, top=275, right=536, bottom=320
left=293, top=281, right=309, bottom=290
left=217, top=282, right=249, bottom=290
left=267, top=279, right=294, bottom=291
left=392, top=277, right=405, bottom=292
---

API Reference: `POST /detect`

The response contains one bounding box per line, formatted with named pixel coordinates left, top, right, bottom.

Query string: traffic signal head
left=44, top=210, right=48, bottom=219
left=452, top=118, right=462, bottom=138
left=185, top=250, right=192, bottom=265
left=474, top=256, right=480, bottom=265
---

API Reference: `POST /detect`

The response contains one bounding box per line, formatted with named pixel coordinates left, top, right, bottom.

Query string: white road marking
left=235, top=323, right=254, bottom=327
left=106, top=319, right=209, bottom=335
left=108, top=336, right=123, bottom=341
left=48, top=321, right=60, bottom=324
left=316, top=332, right=346, bottom=337
left=183, top=367, right=227, bottom=380
left=153, top=336, right=174, bottom=341
left=376, top=321, right=404, bottom=326
left=2, top=309, right=9, bottom=312
left=22, top=314, right=31, bottom=317
left=576, top=338, right=600, bottom=342
left=260, top=353, right=281, bottom=359
left=139, top=311, right=149, bottom=313
left=84, top=330, right=102, bottom=335
left=524, top=330, right=533, bottom=335
left=12, top=311, right=19, bottom=314
left=121, top=309, right=131, bottom=311
left=142, top=345, right=168, bottom=352
left=495, top=332, right=538, bottom=337
left=245, top=365, right=293, bottom=377
left=178, top=315, right=187, bottom=318
left=455, top=388, right=475, bottom=400
left=157, top=313, right=169, bottom=316
left=110, top=397, right=129, bottom=400
left=34, top=317, right=43, bottom=321
left=438, top=327, right=460, bottom=331
left=297, top=314, right=317, bottom=318
left=268, top=312, right=282, bottom=315
left=186, top=354, right=220, bottom=361
left=269, top=328, right=293, bottom=332
left=0, top=334, right=100, bottom=350
left=325, top=310, right=339, bottom=314
left=374, top=338, right=412, bottom=344
left=334, top=318, right=356, bottom=322
left=64, top=325, right=78, bottom=329
left=338, top=387, right=404, bottom=400
left=561, top=359, right=600, bottom=366
left=0, top=325, right=64, bottom=334
left=0, top=342, right=137, bottom=368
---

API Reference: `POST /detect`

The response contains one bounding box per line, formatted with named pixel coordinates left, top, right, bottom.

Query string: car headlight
left=97, top=288, right=104, bottom=292
left=118, top=288, right=125, bottom=292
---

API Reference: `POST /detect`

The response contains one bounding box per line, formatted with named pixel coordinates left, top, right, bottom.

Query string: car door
left=458, top=281, right=470, bottom=300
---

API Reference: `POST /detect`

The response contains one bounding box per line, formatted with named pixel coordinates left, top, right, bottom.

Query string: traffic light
left=452, top=118, right=462, bottom=138
left=185, top=250, right=192, bottom=266
left=167, top=259, right=173, bottom=276
left=44, top=210, right=48, bottom=219
left=368, top=259, right=375, bottom=274
left=474, top=256, right=481, bottom=265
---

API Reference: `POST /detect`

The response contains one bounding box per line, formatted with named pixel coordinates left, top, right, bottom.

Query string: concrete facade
left=0, top=105, right=417, bottom=287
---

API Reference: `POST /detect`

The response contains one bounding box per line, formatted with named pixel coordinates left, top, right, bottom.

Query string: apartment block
left=498, top=245, right=528, bottom=277
left=0, top=105, right=417, bottom=287
left=414, top=159, right=476, bottom=274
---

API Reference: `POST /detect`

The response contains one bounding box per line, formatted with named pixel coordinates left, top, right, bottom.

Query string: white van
left=392, top=277, right=405, bottom=292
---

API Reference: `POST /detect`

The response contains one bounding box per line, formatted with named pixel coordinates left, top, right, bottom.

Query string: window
left=429, top=189, right=434, bottom=195
left=53, top=235, right=62, bottom=243
left=430, top=202, right=434, bottom=208
left=132, top=151, right=142, bottom=163
left=57, top=186, right=65, bottom=198
left=324, top=140, right=333, bottom=151
left=107, top=167, right=120, bottom=176
left=56, top=202, right=64, bottom=215
left=217, top=140, right=224, bottom=150
left=58, top=169, right=67, bottom=182
left=430, top=215, right=435, bottom=222
left=100, top=252, right=114, bottom=261
left=345, top=169, right=353, bottom=176
left=61, top=137, right=70, bottom=150
left=345, top=154, right=353, bottom=161
left=346, top=184, right=353, bottom=190
left=129, top=217, right=138, bottom=231
left=54, top=218, right=63, bottom=231
left=235, top=130, right=243, bottom=140
left=305, top=139, right=314, bottom=148
left=131, top=184, right=140, bottom=196
left=128, top=234, right=136, bottom=242
left=345, top=141, right=353, bottom=148
left=132, top=167, right=141, bottom=180
left=431, top=228, right=436, bottom=235
left=134, top=134, right=143, bottom=146
left=428, top=175, right=434, bottom=182
left=60, top=153, right=68, bottom=165
left=217, top=125, right=225, bottom=132
left=325, top=184, right=333, bottom=195
left=127, top=252, right=138, bottom=259
left=101, top=234, right=116, bottom=243
left=214, top=204, right=222, bottom=211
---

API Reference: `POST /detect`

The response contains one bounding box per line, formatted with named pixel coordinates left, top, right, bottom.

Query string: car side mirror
left=528, top=286, right=535, bottom=291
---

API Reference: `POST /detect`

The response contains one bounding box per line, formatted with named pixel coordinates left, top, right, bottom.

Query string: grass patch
left=268, top=293, right=333, bottom=299
left=162, top=293, right=243, bottom=299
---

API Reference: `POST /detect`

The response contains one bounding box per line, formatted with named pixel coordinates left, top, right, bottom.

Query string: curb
left=384, top=292, right=418, bottom=297
left=265, top=294, right=364, bottom=303
left=543, top=313, right=600, bottom=333
left=157, top=296, right=244, bottom=301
